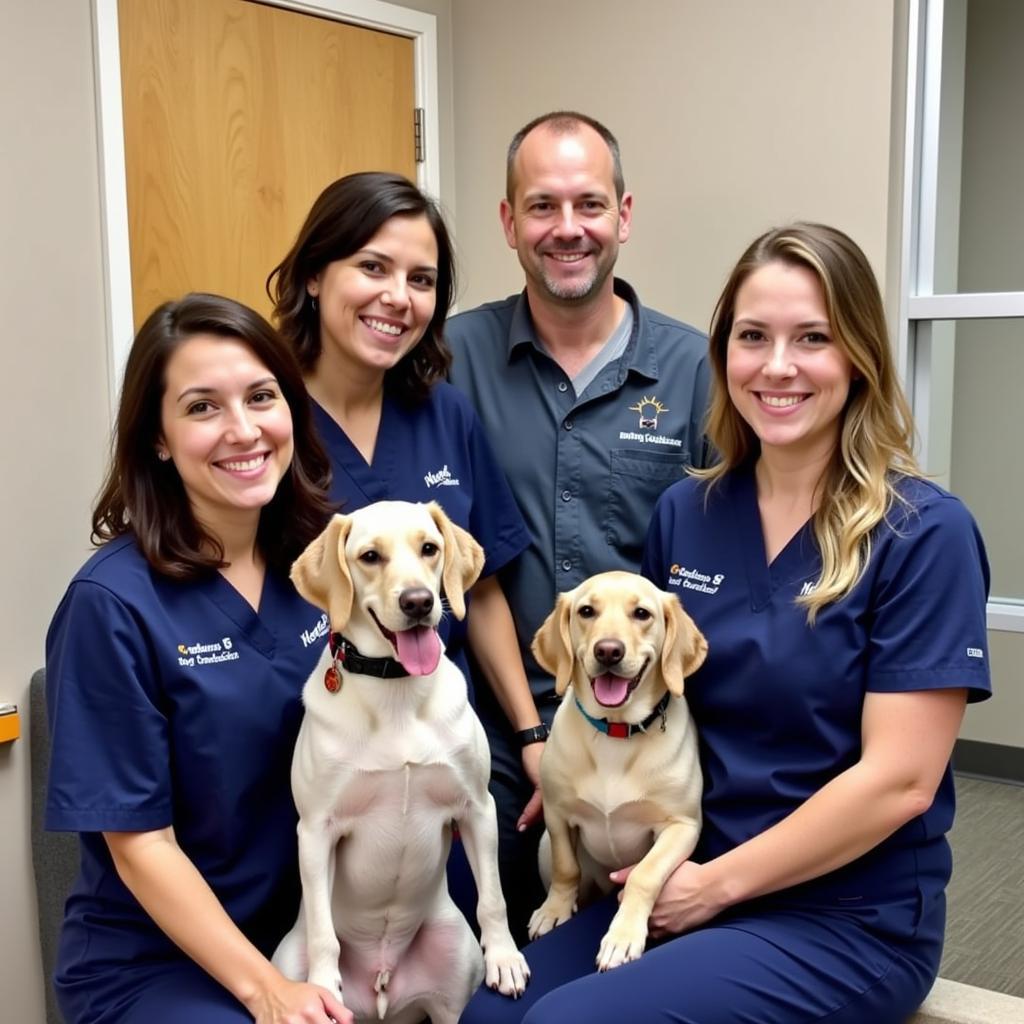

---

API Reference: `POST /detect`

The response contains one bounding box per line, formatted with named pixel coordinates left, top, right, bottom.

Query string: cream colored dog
left=529, top=570, right=707, bottom=971
left=272, top=500, right=528, bottom=1023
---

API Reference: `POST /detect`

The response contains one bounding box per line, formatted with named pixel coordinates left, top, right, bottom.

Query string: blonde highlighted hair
left=698, top=223, right=921, bottom=621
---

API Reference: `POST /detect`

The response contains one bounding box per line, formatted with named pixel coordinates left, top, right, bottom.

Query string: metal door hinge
left=414, top=107, right=425, bottom=164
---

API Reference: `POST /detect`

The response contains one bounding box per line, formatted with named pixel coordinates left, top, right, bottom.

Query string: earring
left=158, top=451, right=170, bottom=462
left=310, top=296, right=318, bottom=312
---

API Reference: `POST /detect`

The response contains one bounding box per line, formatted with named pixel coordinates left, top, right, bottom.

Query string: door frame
left=92, top=0, right=441, bottom=409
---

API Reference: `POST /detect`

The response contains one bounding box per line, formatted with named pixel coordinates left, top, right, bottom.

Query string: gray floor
left=941, top=774, right=1024, bottom=996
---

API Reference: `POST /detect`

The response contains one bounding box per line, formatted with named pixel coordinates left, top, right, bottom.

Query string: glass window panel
left=946, top=317, right=1024, bottom=602
left=956, top=0, right=1024, bottom=293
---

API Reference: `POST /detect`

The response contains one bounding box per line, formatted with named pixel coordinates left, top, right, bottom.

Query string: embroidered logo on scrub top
left=424, top=464, right=461, bottom=488
left=176, top=636, right=240, bottom=667
left=300, top=612, right=329, bottom=648
left=619, top=395, right=682, bottom=448
left=668, top=564, right=725, bottom=595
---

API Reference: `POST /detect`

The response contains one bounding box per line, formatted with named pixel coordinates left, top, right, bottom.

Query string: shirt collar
left=506, top=278, right=659, bottom=382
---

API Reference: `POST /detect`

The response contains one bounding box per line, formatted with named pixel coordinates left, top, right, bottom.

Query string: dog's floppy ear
left=427, top=501, right=484, bottom=620
left=531, top=592, right=575, bottom=696
left=660, top=593, right=708, bottom=698
left=290, top=514, right=354, bottom=630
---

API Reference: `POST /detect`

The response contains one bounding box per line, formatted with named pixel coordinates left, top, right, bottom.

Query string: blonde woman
left=462, top=224, right=991, bottom=1024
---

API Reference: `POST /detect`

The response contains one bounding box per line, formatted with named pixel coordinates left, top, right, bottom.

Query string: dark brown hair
left=506, top=111, right=625, bottom=203
left=267, top=172, right=454, bottom=405
left=92, top=293, right=334, bottom=578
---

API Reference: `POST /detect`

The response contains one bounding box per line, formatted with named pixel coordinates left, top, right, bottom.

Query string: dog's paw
left=307, top=965, right=344, bottom=1003
left=595, top=909, right=648, bottom=971
left=527, top=893, right=577, bottom=939
left=483, top=940, right=530, bottom=998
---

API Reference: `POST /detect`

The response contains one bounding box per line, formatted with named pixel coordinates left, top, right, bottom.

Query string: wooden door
left=118, top=0, right=416, bottom=326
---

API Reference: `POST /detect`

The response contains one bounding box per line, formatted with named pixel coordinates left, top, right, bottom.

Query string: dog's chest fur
left=297, top=650, right=477, bottom=815
left=548, top=698, right=701, bottom=870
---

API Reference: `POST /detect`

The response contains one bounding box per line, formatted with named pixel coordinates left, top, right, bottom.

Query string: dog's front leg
left=596, top=817, right=700, bottom=971
left=528, top=807, right=579, bottom=939
left=296, top=816, right=346, bottom=1001
left=458, top=790, right=530, bottom=997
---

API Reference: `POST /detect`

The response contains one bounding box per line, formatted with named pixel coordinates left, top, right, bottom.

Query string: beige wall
left=1, top=1, right=110, bottom=1020
left=449, top=0, right=896, bottom=324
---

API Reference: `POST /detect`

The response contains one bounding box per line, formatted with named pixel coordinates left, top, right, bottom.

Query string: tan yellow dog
left=529, top=570, right=707, bottom=971
left=273, top=500, right=528, bottom=1023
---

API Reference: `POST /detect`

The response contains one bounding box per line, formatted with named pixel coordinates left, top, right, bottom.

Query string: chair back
left=30, top=668, right=76, bottom=1024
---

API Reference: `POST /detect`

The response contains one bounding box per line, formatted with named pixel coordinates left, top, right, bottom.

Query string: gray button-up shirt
left=447, top=278, right=711, bottom=700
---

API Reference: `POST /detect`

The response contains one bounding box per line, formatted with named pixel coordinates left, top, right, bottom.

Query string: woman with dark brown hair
left=269, top=173, right=548, bottom=839
left=44, top=293, right=352, bottom=1024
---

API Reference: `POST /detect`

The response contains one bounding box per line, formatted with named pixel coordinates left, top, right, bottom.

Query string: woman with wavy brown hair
left=45, top=294, right=351, bottom=1024
left=462, top=224, right=991, bottom=1024
left=268, top=173, right=548, bottom=840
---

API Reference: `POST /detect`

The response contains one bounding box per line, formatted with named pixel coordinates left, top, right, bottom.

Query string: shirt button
left=561, top=559, right=572, bottom=572
left=557, top=382, right=568, bottom=393
left=561, top=490, right=572, bottom=502
left=564, top=420, right=574, bottom=431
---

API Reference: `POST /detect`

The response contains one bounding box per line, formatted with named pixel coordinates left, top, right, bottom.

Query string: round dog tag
left=324, top=666, right=341, bottom=693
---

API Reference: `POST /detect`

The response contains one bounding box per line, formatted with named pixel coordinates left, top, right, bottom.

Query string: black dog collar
left=573, top=691, right=671, bottom=739
left=329, top=632, right=409, bottom=680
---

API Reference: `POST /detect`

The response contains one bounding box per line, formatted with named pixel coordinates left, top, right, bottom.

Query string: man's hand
left=516, top=741, right=545, bottom=831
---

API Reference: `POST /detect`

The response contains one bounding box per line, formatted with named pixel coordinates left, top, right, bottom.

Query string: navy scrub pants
left=57, top=961, right=254, bottom=1024
left=472, top=684, right=557, bottom=945
left=460, top=891, right=943, bottom=1024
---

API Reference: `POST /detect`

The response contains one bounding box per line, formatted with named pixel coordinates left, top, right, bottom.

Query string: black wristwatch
left=516, top=722, right=550, bottom=747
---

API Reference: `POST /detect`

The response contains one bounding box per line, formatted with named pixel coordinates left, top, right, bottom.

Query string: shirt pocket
left=603, top=449, right=690, bottom=565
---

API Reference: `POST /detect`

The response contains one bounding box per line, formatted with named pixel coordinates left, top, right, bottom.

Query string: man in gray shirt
left=446, top=111, right=710, bottom=937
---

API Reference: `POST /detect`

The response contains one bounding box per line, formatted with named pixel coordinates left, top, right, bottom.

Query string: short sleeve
left=45, top=581, right=173, bottom=832
left=465, top=410, right=530, bottom=577
left=867, top=494, right=991, bottom=702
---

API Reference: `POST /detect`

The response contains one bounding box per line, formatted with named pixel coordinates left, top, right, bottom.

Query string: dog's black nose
left=593, top=639, right=625, bottom=666
left=399, top=587, right=435, bottom=621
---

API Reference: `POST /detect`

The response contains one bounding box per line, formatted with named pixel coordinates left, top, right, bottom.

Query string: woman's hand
left=248, top=977, right=353, bottom=1024
left=610, top=859, right=728, bottom=939
left=516, top=740, right=545, bottom=831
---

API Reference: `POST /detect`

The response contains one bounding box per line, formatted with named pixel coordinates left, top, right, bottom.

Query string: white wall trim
left=987, top=602, right=1024, bottom=633
left=92, top=0, right=133, bottom=419
left=91, top=0, right=440, bottom=410
left=896, top=0, right=924, bottom=386
left=908, top=291, right=1024, bottom=320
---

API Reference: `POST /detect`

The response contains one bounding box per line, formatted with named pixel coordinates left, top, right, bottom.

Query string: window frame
left=898, top=0, right=1024, bottom=632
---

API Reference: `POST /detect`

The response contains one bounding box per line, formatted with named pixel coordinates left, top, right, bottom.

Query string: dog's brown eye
left=359, top=550, right=381, bottom=564
left=578, top=605, right=595, bottom=619
left=633, top=607, right=652, bottom=621
left=422, top=542, right=439, bottom=557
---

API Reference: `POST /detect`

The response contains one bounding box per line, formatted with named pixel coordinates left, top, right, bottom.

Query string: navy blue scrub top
left=45, top=535, right=329, bottom=973
left=311, top=383, right=530, bottom=672
left=642, top=469, right=991, bottom=914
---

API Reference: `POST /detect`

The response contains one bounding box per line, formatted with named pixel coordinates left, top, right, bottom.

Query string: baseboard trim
left=953, top=739, right=1024, bottom=786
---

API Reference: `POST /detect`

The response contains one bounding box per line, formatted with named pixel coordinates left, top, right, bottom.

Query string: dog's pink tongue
left=593, top=673, right=630, bottom=707
left=394, top=625, right=442, bottom=676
